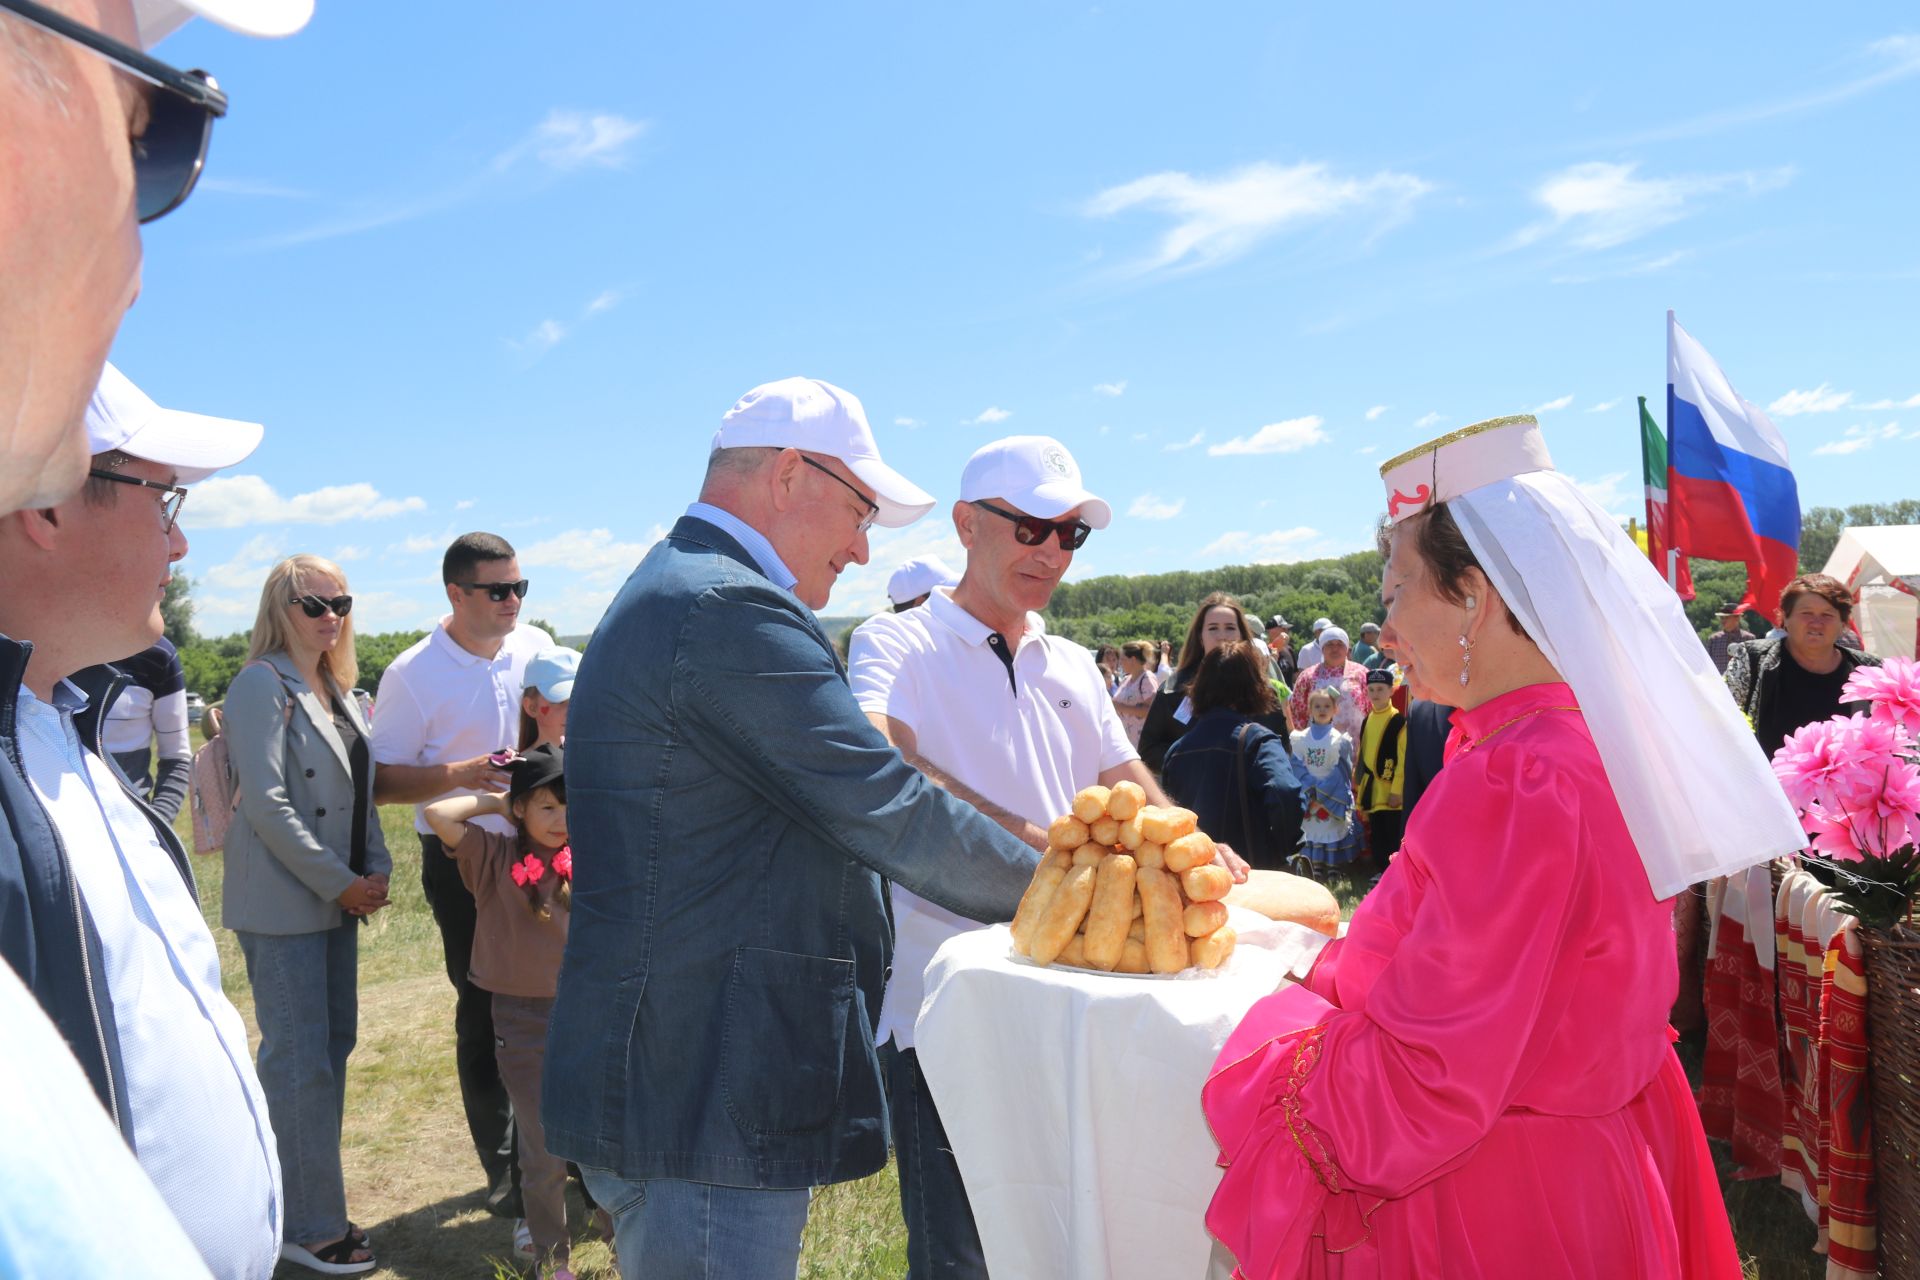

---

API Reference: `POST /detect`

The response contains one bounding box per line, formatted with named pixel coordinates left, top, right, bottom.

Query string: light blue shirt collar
left=685, top=502, right=799, bottom=593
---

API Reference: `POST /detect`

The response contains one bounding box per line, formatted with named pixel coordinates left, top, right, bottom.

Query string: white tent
left=1821, top=525, right=1920, bottom=659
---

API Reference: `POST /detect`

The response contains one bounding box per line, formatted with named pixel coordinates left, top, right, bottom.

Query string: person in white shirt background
left=885, top=554, right=960, bottom=613
left=849, top=435, right=1246, bottom=1279
left=372, top=533, right=554, bottom=1240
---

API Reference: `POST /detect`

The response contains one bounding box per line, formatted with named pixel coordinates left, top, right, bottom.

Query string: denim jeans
left=579, top=1169, right=809, bottom=1280
left=881, top=1042, right=988, bottom=1279
left=236, top=921, right=358, bottom=1246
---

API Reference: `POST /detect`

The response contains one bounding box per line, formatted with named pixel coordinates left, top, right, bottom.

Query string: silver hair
left=702, top=445, right=781, bottom=485
left=1, top=4, right=77, bottom=107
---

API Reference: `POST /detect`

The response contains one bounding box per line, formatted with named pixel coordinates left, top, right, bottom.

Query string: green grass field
left=173, top=793, right=1821, bottom=1278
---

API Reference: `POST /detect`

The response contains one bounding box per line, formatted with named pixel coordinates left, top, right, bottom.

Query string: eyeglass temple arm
left=0, top=0, right=228, bottom=115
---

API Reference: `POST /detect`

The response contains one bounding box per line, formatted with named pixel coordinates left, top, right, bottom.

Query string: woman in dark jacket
left=1724, top=573, right=1881, bottom=759
left=1159, top=641, right=1303, bottom=871
left=1139, top=592, right=1267, bottom=772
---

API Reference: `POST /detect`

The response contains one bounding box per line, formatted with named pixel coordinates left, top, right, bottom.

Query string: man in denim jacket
left=546, top=378, right=1040, bottom=1279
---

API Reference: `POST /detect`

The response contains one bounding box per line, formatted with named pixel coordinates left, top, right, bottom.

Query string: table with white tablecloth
left=913, top=908, right=1331, bottom=1280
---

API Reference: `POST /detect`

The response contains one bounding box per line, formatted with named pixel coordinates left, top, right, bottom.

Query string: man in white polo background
left=849, top=435, right=1202, bottom=1278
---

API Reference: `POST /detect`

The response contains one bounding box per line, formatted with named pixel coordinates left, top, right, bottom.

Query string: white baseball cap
left=1311, top=617, right=1332, bottom=633
left=713, top=377, right=934, bottom=529
left=957, top=436, right=1111, bottom=529
left=886, top=555, right=960, bottom=606
left=134, top=0, right=314, bottom=48
left=85, top=362, right=264, bottom=484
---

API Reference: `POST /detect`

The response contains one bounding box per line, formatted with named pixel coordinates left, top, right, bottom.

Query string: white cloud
left=1097, top=425, right=1112, bottom=435
left=1355, top=445, right=1378, bottom=456
left=455, top=499, right=476, bottom=511
left=518, top=525, right=667, bottom=587
left=1163, top=431, right=1205, bottom=452
left=1571, top=471, right=1634, bottom=519
left=1531, top=394, right=1575, bottom=413
left=501, top=110, right=648, bottom=171
left=586, top=289, right=624, bottom=315
left=331, top=546, right=367, bottom=562
left=1128, top=494, right=1185, bottom=521
left=1365, top=405, right=1388, bottom=421
left=184, top=476, right=426, bottom=530
left=1811, top=422, right=1902, bottom=456
left=894, top=417, right=922, bottom=428
left=1769, top=383, right=1854, bottom=416
left=1857, top=393, right=1920, bottom=411
left=510, top=318, right=568, bottom=355
left=1196, top=527, right=1325, bottom=565
left=1207, top=415, right=1328, bottom=457
left=1588, top=398, right=1623, bottom=414
left=1085, top=160, right=1432, bottom=276
left=1093, top=380, right=1128, bottom=397
left=387, top=531, right=447, bottom=555
left=965, top=406, right=1013, bottom=425
left=1514, top=161, right=1791, bottom=251
left=1413, top=411, right=1445, bottom=430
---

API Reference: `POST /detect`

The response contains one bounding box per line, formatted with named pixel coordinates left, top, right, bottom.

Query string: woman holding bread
left=1201, top=417, right=1804, bottom=1278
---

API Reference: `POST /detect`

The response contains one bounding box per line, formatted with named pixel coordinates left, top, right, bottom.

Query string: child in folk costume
left=1355, top=668, right=1408, bottom=863
left=1291, top=686, right=1363, bottom=866
left=424, top=745, right=602, bottom=1280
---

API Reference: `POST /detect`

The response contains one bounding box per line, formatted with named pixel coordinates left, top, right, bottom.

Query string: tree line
left=165, top=500, right=1917, bottom=697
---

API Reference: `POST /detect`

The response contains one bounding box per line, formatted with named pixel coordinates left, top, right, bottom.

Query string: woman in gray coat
left=224, top=554, right=390, bottom=1276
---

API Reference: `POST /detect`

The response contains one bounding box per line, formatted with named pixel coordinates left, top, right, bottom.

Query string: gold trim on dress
left=1376, top=414, right=1538, bottom=478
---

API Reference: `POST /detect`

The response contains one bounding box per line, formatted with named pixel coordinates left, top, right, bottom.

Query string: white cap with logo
left=713, top=377, right=935, bottom=529
left=85, top=362, right=264, bottom=484
left=134, top=0, right=314, bottom=48
left=958, top=436, right=1111, bottom=528
left=886, top=555, right=960, bottom=606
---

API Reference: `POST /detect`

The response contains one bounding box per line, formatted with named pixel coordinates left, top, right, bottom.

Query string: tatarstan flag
left=1639, top=395, right=1693, bottom=598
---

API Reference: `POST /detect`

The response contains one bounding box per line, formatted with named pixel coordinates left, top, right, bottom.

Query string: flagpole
left=1663, top=311, right=1680, bottom=592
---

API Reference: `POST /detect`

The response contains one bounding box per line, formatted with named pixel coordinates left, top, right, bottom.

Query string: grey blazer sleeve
left=224, top=665, right=359, bottom=904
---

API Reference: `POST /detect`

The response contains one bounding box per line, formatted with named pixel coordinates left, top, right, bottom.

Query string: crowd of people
left=0, top=2, right=1883, bottom=1277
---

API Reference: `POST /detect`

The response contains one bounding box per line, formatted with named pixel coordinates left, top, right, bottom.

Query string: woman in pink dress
left=1285, top=627, right=1370, bottom=741
left=1202, top=416, right=1806, bottom=1279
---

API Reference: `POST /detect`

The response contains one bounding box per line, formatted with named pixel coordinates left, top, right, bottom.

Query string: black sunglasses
left=0, top=0, right=228, bottom=223
left=972, top=501, right=1093, bottom=551
left=290, top=594, right=353, bottom=619
left=457, top=579, right=530, bottom=603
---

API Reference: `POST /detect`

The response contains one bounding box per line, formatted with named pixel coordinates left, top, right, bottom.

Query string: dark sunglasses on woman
left=290, top=594, right=353, bottom=619
left=972, top=501, right=1094, bottom=551
left=0, top=0, right=229, bottom=222
left=457, top=579, right=531, bottom=603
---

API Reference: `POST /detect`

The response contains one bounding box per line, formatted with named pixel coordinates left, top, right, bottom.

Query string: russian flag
left=1666, top=311, right=1801, bottom=622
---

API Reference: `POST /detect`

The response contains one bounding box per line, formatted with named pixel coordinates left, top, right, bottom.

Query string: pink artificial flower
left=553, top=846, right=572, bottom=880
left=1843, top=656, right=1920, bottom=736
left=520, top=854, right=547, bottom=884
left=1841, top=711, right=1912, bottom=775
left=1772, top=718, right=1860, bottom=810
left=1801, top=804, right=1867, bottom=862
left=510, top=861, right=530, bottom=888
left=1850, top=757, right=1920, bottom=857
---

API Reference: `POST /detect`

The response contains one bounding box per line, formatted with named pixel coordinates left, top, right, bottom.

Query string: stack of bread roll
left=1009, top=782, right=1238, bottom=975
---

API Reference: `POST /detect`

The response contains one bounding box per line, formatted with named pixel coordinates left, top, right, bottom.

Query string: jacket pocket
left=720, top=947, right=854, bottom=1137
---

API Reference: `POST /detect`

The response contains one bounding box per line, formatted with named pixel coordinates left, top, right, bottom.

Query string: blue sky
left=118, top=2, right=1920, bottom=637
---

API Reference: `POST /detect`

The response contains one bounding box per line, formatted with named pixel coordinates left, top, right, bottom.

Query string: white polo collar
left=429, top=617, right=508, bottom=668
left=925, top=587, right=1046, bottom=651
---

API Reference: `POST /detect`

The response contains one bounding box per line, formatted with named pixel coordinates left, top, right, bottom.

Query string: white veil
left=1448, top=471, right=1805, bottom=898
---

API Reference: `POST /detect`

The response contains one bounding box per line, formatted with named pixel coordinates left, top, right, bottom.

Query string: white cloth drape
left=1449, top=471, right=1805, bottom=898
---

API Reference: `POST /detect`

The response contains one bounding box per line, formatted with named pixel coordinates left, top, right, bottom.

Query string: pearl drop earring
left=1459, top=634, right=1474, bottom=687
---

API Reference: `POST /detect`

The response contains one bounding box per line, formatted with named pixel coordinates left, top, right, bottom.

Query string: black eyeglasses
left=0, top=0, right=228, bottom=223
left=87, top=468, right=188, bottom=531
left=290, top=594, right=353, bottom=619
left=972, top=501, right=1093, bottom=551
left=457, top=579, right=530, bottom=602
left=799, top=456, right=879, bottom=534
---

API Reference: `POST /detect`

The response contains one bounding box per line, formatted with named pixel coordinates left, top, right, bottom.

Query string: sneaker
left=513, top=1218, right=534, bottom=1262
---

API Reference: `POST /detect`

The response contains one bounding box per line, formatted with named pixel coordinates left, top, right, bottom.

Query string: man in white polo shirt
left=849, top=436, right=1184, bottom=1279
left=371, top=532, right=552, bottom=1228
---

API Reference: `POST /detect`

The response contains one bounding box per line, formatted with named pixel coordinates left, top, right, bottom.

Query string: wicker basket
left=1864, top=920, right=1920, bottom=1277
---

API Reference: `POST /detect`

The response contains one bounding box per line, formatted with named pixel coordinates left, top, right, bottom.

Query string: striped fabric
left=1699, top=869, right=1784, bottom=1177
left=1819, top=921, right=1877, bottom=1279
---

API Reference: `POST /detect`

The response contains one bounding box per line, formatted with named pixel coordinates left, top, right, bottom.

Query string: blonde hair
left=247, top=555, right=359, bottom=694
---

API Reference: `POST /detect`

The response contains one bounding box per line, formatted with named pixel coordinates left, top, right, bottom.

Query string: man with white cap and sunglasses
left=848, top=435, right=1204, bottom=1277
left=1, top=0, right=310, bottom=517
left=0, top=362, right=291, bottom=1278
left=886, top=554, right=960, bottom=613
left=546, top=378, right=1040, bottom=1280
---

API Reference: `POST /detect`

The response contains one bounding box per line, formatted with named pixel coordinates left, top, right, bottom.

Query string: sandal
left=279, top=1234, right=376, bottom=1275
